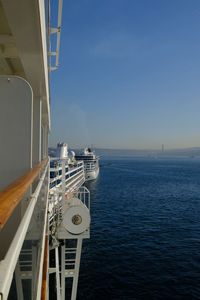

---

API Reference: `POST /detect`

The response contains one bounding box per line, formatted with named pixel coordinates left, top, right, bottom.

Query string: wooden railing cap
left=0, top=158, right=48, bottom=230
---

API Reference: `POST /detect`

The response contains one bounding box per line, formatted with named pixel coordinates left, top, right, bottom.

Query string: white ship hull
left=75, top=148, right=100, bottom=182
left=85, top=167, right=99, bottom=181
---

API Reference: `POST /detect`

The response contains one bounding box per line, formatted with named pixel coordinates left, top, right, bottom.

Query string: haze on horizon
left=49, top=0, right=200, bottom=150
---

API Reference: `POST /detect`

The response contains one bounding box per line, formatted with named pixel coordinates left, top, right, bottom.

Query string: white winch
left=62, top=197, right=90, bottom=234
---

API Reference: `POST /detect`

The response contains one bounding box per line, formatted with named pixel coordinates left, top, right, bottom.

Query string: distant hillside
left=49, top=146, right=200, bottom=158
left=94, top=147, right=200, bottom=157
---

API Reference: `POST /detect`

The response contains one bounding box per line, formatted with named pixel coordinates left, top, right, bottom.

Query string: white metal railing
left=50, top=166, right=83, bottom=185
left=49, top=160, right=85, bottom=225
left=0, top=160, right=49, bottom=300
left=65, top=171, right=84, bottom=189
left=48, top=160, right=86, bottom=226
left=50, top=161, right=83, bottom=172
left=77, top=186, right=90, bottom=211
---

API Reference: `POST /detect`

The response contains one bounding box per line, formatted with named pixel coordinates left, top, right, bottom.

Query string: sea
left=77, top=157, right=200, bottom=300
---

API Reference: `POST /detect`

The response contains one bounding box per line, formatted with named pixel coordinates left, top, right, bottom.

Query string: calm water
left=77, top=157, right=200, bottom=300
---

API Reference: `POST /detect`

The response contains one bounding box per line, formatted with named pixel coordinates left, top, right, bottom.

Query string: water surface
left=78, top=157, right=200, bottom=299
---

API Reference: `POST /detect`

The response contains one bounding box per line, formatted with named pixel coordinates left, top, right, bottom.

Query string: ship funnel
left=56, top=142, right=68, bottom=158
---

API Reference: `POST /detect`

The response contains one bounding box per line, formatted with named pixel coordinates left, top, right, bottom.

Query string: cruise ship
left=0, top=1, right=91, bottom=300
left=75, top=148, right=99, bottom=181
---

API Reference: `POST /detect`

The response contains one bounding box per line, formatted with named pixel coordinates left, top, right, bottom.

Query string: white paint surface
left=0, top=76, right=33, bottom=189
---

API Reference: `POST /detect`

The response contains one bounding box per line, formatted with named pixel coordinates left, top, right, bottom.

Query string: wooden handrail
left=41, top=235, right=48, bottom=300
left=0, top=158, right=48, bottom=230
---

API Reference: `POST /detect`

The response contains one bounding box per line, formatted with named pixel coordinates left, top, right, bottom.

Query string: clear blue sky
left=49, top=0, right=200, bottom=149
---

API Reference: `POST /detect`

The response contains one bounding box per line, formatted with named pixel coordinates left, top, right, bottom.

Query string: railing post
left=62, top=160, right=66, bottom=204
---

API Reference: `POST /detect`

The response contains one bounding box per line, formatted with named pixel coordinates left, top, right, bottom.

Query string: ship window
left=50, top=181, right=56, bottom=188
left=50, top=161, right=58, bottom=168
left=50, top=171, right=55, bottom=178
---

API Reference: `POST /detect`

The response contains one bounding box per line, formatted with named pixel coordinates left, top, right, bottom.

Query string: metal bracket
left=49, top=0, right=63, bottom=71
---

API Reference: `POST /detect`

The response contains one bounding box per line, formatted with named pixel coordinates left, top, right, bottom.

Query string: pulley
left=62, top=197, right=90, bottom=234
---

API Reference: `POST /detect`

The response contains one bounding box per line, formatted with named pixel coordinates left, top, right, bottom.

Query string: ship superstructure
left=48, top=143, right=90, bottom=300
left=0, top=1, right=90, bottom=300
left=75, top=148, right=99, bottom=181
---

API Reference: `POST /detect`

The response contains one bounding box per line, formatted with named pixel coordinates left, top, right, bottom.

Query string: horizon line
left=49, top=145, right=200, bottom=151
